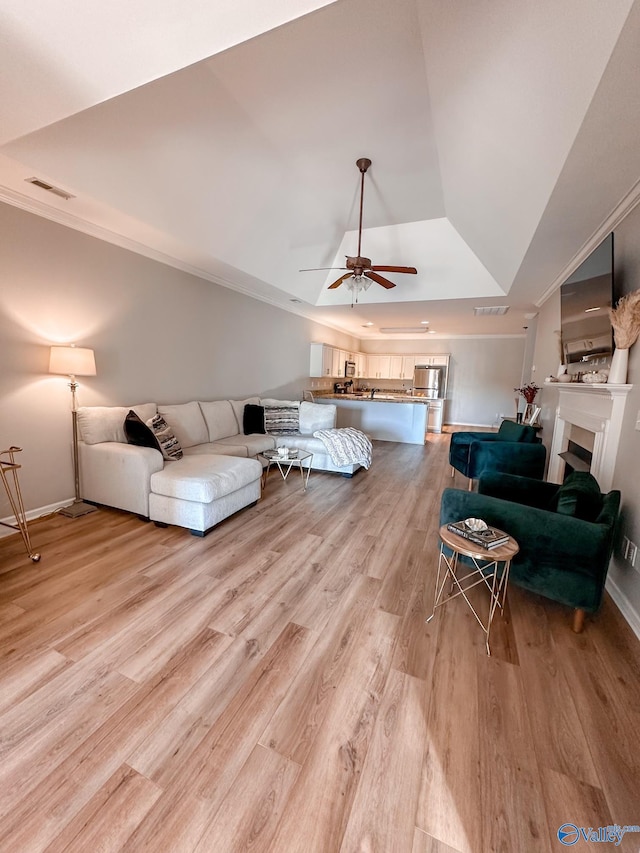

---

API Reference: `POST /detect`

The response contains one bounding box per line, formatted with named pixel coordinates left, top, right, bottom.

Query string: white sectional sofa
left=76, top=397, right=361, bottom=534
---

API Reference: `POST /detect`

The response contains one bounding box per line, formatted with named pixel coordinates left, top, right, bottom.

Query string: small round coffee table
left=426, top=523, right=519, bottom=655
left=258, top=449, right=313, bottom=491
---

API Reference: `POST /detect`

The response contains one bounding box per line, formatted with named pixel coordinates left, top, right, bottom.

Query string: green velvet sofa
left=449, top=420, right=546, bottom=489
left=439, top=471, right=621, bottom=632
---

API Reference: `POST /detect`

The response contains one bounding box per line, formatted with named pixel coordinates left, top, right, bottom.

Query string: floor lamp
left=49, top=345, right=98, bottom=518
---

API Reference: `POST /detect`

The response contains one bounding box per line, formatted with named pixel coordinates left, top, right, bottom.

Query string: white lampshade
left=49, top=345, right=96, bottom=377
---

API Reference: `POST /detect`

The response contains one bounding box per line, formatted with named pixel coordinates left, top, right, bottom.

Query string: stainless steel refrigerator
left=413, top=366, right=441, bottom=399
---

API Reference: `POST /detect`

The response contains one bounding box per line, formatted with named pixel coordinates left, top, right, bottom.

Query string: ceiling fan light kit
left=301, top=158, right=418, bottom=305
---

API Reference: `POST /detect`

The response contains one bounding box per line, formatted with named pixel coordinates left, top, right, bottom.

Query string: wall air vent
left=25, top=177, right=75, bottom=200
left=473, top=306, right=509, bottom=316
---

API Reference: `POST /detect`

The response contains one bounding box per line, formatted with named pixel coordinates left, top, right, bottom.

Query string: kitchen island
left=315, top=394, right=430, bottom=444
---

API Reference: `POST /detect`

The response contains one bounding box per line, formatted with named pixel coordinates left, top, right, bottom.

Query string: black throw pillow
left=243, top=404, right=265, bottom=435
left=124, top=409, right=160, bottom=451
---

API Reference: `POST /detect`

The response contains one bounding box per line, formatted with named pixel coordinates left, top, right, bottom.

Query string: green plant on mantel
left=609, top=289, right=640, bottom=349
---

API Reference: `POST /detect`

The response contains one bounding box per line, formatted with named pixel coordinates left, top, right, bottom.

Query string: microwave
left=345, top=361, right=356, bottom=377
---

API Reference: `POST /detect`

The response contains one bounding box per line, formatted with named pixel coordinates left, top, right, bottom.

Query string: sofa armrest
left=79, top=441, right=164, bottom=517
left=478, top=472, right=558, bottom=509
left=468, top=440, right=546, bottom=480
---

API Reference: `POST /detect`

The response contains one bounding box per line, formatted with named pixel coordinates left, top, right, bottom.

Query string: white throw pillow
left=157, top=402, right=208, bottom=448
left=299, top=401, right=336, bottom=435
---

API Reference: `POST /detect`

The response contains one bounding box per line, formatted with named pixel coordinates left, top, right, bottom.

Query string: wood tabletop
left=439, top=523, right=519, bottom=561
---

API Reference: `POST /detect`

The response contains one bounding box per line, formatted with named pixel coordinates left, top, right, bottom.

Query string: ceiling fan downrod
left=355, top=158, right=371, bottom=259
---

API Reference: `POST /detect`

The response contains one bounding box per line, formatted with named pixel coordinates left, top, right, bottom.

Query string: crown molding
left=536, top=176, right=640, bottom=308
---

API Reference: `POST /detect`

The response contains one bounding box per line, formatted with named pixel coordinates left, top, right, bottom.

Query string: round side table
left=427, top=524, right=519, bottom=655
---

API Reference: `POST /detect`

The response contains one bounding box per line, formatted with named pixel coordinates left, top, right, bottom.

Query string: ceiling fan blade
left=328, top=273, right=352, bottom=289
left=367, top=271, right=396, bottom=289
left=299, top=267, right=348, bottom=272
left=370, top=265, right=417, bottom=274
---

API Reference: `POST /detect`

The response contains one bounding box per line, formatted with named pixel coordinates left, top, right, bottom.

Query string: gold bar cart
left=0, top=447, right=41, bottom=562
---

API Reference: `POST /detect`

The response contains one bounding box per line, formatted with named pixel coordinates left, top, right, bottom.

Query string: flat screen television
left=560, top=233, right=614, bottom=365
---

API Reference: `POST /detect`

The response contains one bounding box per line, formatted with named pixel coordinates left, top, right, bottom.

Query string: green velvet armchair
left=449, top=420, right=546, bottom=489
left=439, top=471, right=621, bottom=632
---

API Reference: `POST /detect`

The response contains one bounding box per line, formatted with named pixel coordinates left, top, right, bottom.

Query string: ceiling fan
left=300, top=157, right=417, bottom=303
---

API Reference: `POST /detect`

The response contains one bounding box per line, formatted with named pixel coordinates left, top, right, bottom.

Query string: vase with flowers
left=514, top=383, right=540, bottom=423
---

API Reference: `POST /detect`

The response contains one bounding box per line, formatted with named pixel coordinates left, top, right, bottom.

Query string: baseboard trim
left=606, top=575, right=640, bottom=641
left=0, top=498, right=72, bottom=539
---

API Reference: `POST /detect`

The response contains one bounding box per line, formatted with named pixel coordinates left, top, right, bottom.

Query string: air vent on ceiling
left=473, top=305, right=509, bottom=316
left=379, top=327, right=428, bottom=334
left=25, top=177, right=75, bottom=200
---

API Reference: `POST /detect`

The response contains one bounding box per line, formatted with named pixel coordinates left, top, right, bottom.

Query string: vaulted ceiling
left=1, top=0, right=640, bottom=339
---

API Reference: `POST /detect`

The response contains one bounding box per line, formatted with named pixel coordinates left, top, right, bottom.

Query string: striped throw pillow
left=264, top=404, right=300, bottom=435
left=146, top=413, right=183, bottom=461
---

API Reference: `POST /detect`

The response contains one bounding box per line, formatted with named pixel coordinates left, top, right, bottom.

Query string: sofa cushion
left=124, top=410, right=160, bottom=451
left=199, top=400, right=238, bottom=442
left=497, top=420, right=537, bottom=443
left=77, top=403, right=157, bottom=444
left=158, top=402, right=208, bottom=448
left=229, top=397, right=260, bottom=432
left=550, top=471, right=603, bottom=522
left=243, top=404, right=266, bottom=435
left=147, top=414, right=183, bottom=461
left=299, top=401, right=336, bottom=435
left=150, top=455, right=262, bottom=503
left=264, top=403, right=300, bottom=435
left=184, top=443, right=248, bottom=458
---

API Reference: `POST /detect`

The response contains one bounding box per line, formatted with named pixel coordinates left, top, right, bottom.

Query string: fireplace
left=547, top=383, right=631, bottom=492
left=559, top=438, right=593, bottom=479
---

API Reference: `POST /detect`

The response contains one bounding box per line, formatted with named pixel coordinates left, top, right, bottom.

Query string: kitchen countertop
left=316, top=393, right=431, bottom=404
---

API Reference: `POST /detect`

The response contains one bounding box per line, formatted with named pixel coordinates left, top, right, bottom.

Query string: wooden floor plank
left=266, top=608, right=399, bottom=853
left=193, top=744, right=300, bottom=853
left=339, top=669, right=428, bottom=853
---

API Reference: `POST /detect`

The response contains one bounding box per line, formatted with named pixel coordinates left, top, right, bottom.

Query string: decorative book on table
left=446, top=521, right=510, bottom=550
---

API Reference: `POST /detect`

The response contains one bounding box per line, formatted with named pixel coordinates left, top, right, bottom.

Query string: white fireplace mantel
left=546, top=382, right=632, bottom=492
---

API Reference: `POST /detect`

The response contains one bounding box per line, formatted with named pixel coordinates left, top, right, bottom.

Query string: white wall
left=360, top=337, right=526, bottom=426
left=0, top=202, right=356, bottom=516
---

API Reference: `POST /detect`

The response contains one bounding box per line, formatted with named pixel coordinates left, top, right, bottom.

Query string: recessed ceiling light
left=362, top=322, right=374, bottom=327
left=420, top=320, right=429, bottom=325
left=427, top=329, right=436, bottom=334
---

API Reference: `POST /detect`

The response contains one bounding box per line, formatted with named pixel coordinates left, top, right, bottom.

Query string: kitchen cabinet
left=427, top=398, right=444, bottom=433
left=366, top=354, right=392, bottom=380
left=355, top=352, right=367, bottom=378
left=331, top=348, right=343, bottom=378
left=388, top=356, right=404, bottom=380
left=310, top=343, right=335, bottom=377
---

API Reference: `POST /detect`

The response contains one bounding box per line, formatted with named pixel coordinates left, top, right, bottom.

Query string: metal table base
left=427, top=526, right=518, bottom=655
left=0, top=447, right=41, bottom=562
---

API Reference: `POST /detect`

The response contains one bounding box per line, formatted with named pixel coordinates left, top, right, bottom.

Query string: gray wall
left=361, top=337, right=526, bottom=427
left=0, top=202, right=356, bottom=515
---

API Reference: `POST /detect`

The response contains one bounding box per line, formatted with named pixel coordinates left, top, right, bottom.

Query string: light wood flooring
left=1, top=432, right=639, bottom=852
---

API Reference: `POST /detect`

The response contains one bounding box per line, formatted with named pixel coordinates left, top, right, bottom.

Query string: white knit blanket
left=313, top=427, right=372, bottom=470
